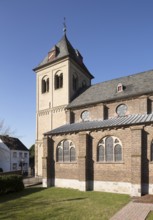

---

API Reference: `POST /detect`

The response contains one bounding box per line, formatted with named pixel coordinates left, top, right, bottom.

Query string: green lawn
left=146, top=211, right=153, bottom=220
left=0, top=187, right=130, bottom=220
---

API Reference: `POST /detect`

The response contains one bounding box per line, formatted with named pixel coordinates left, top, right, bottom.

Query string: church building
left=33, top=30, right=153, bottom=197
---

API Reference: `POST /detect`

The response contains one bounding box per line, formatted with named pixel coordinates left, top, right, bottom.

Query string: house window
left=24, top=153, right=27, bottom=158
left=19, top=152, right=22, bottom=158
left=55, top=72, right=63, bottom=89
left=12, top=163, right=17, bottom=170
left=73, top=74, right=78, bottom=91
left=13, top=152, right=17, bottom=158
left=151, top=141, right=153, bottom=161
left=57, top=140, right=76, bottom=162
left=42, top=76, right=49, bottom=93
left=97, top=136, right=122, bottom=162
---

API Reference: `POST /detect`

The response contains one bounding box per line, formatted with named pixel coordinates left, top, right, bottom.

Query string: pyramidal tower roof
left=33, top=33, right=94, bottom=78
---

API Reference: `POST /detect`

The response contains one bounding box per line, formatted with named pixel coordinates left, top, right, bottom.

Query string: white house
left=0, top=135, right=29, bottom=174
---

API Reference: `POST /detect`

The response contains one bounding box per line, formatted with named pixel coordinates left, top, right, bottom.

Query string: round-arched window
left=97, top=136, right=122, bottom=162
left=57, top=140, right=76, bottom=162
left=81, top=110, right=89, bottom=121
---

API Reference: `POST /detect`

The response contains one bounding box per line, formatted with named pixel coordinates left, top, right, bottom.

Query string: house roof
left=67, top=69, right=153, bottom=109
left=33, top=34, right=94, bottom=79
left=44, top=113, right=153, bottom=136
left=0, top=135, right=29, bottom=151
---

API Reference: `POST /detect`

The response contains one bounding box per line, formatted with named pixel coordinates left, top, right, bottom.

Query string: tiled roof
left=68, top=70, right=153, bottom=108
left=45, top=113, right=153, bottom=136
left=0, top=135, right=29, bottom=151
left=34, top=34, right=93, bottom=79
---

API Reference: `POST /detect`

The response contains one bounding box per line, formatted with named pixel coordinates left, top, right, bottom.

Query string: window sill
left=96, top=161, right=124, bottom=164
left=56, top=161, right=77, bottom=164
left=41, top=91, right=49, bottom=95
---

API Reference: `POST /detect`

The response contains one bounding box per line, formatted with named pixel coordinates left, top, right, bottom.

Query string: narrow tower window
left=42, top=76, right=49, bottom=93
left=55, top=72, right=63, bottom=89
left=73, top=74, right=78, bottom=91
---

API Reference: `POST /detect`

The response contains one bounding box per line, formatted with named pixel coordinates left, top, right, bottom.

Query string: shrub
left=0, top=174, right=24, bottom=194
left=0, top=168, right=3, bottom=172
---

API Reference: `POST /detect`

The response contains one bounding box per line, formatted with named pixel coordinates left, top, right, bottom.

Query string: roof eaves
left=44, top=113, right=153, bottom=136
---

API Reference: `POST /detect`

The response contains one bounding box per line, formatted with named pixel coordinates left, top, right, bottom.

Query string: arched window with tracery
left=55, top=71, right=63, bottom=89
left=97, top=136, right=122, bottom=162
left=57, top=140, right=76, bottom=162
left=42, top=75, right=49, bottom=93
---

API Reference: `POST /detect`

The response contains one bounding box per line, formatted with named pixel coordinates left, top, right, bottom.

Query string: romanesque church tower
left=33, top=32, right=93, bottom=176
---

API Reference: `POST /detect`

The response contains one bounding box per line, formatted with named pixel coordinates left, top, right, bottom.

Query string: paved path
left=110, top=201, right=153, bottom=220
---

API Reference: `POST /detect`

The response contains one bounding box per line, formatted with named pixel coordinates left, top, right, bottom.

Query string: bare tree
left=0, top=119, right=16, bottom=136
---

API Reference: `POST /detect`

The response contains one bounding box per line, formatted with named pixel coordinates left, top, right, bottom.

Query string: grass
left=0, top=187, right=130, bottom=220
left=146, top=211, right=153, bottom=220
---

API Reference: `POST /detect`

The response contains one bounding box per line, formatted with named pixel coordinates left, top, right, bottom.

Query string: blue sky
left=0, top=0, right=153, bottom=148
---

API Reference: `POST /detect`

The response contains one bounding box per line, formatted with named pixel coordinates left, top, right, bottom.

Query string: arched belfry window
left=42, top=75, right=49, bottom=93
left=73, top=74, right=78, bottom=91
left=57, top=140, right=76, bottom=162
left=55, top=71, right=63, bottom=89
left=97, top=136, right=122, bottom=162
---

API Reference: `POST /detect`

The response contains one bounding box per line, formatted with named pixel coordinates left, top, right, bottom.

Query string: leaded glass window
left=57, top=148, right=63, bottom=162
left=63, top=140, right=69, bottom=162
left=114, top=144, right=122, bottom=161
left=70, top=147, right=76, bottom=162
left=105, top=137, right=113, bottom=161
left=97, top=136, right=122, bottom=162
left=97, top=145, right=104, bottom=161
left=57, top=140, right=76, bottom=163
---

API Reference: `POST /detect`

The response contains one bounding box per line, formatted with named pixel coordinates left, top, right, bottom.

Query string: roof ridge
left=92, top=69, right=153, bottom=87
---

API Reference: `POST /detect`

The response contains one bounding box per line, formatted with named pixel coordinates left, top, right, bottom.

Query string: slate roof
left=67, top=69, right=153, bottom=109
left=33, top=34, right=94, bottom=79
left=45, top=113, right=153, bottom=136
left=0, top=135, right=29, bottom=151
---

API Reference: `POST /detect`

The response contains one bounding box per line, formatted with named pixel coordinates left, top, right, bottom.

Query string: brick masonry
left=42, top=117, right=153, bottom=196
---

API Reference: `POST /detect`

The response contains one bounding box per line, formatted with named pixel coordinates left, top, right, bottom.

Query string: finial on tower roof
left=63, top=17, right=67, bottom=34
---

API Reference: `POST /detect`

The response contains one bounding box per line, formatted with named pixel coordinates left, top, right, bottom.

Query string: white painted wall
left=0, top=139, right=10, bottom=172
left=0, top=138, right=29, bottom=172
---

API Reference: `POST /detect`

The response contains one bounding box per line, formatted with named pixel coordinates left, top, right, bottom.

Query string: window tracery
left=57, top=140, right=76, bottom=162
left=97, top=136, right=122, bottom=162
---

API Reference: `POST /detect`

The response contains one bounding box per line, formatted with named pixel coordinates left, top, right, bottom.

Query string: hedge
left=0, top=174, right=24, bottom=194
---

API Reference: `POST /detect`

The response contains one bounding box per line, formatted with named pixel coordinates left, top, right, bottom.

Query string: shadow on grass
left=55, top=197, right=87, bottom=203
left=0, top=187, right=46, bottom=203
